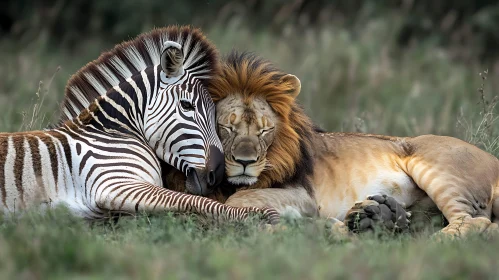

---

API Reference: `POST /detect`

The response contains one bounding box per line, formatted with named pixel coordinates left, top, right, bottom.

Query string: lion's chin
left=227, top=175, right=258, bottom=185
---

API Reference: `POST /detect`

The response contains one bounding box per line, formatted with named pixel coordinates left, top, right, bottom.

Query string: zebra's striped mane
left=59, top=25, right=219, bottom=122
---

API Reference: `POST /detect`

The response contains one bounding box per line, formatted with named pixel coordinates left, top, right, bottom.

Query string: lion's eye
left=180, top=100, right=195, bottom=111
left=219, top=125, right=233, bottom=133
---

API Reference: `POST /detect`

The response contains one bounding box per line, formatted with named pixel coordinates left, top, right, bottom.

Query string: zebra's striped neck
left=74, top=66, right=159, bottom=140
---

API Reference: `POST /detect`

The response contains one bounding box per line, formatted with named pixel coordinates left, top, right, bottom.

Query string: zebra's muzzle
left=184, top=146, right=224, bottom=196
left=206, top=145, right=225, bottom=187
left=185, top=167, right=206, bottom=196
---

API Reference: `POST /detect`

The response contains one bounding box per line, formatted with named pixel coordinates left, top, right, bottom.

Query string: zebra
left=0, top=26, right=279, bottom=224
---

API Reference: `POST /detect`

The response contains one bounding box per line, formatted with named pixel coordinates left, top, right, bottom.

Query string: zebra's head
left=144, top=41, right=224, bottom=196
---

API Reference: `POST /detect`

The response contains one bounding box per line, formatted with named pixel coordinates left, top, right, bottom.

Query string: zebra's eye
left=180, top=100, right=195, bottom=111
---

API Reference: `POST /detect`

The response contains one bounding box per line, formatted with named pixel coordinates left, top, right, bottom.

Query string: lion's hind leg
left=405, top=163, right=495, bottom=237
left=403, top=135, right=499, bottom=238
left=436, top=216, right=493, bottom=238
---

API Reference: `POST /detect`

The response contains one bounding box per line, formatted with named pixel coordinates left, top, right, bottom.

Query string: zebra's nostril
left=207, top=170, right=216, bottom=186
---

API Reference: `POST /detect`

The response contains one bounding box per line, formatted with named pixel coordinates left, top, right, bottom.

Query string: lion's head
left=209, top=52, right=316, bottom=193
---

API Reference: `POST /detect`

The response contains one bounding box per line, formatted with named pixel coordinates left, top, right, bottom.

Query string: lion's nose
left=235, top=159, right=257, bottom=168
left=232, top=138, right=259, bottom=168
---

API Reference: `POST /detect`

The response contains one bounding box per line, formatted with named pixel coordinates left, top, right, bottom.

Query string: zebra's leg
left=94, top=182, right=280, bottom=224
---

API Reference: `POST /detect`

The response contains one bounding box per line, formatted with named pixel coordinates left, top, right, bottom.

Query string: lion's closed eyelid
left=259, top=127, right=275, bottom=135
left=218, top=124, right=233, bottom=132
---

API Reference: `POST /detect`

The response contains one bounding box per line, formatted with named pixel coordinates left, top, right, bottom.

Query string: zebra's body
left=0, top=128, right=159, bottom=218
left=0, top=26, right=279, bottom=224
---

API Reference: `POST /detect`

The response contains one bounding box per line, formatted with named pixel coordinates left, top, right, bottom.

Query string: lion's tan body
left=310, top=133, right=499, bottom=222
left=312, top=133, right=425, bottom=220
left=209, top=52, right=499, bottom=236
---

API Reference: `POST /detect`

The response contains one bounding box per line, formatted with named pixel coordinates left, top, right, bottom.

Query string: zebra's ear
left=279, top=74, right=301, bottom=99
left=161, top=41, right=185, bottom=78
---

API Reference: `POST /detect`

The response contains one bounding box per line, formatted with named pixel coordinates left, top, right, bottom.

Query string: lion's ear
left=279, top=74, right=301, bottom=98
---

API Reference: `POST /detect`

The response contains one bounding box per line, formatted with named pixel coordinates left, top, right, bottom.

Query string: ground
left=1, top=16, right=499, bottom=278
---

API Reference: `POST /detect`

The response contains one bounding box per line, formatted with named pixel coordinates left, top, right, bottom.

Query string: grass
left=1, top=209, right=498, bottom=279
left=1, top=15, right=499, bottom=279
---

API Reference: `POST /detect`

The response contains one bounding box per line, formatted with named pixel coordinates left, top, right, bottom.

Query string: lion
left=207, top=51, right=499, bottom=237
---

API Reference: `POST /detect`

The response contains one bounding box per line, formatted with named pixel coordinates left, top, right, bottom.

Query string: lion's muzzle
left=232, top=136, right=259, bottom=165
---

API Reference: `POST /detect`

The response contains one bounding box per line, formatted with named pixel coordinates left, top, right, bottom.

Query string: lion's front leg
left=225, top=187, right=318, bottom=218
left=225, top=187, right=354, bottom=239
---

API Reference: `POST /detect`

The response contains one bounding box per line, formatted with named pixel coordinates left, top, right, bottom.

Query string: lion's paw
left=344, top=194, right=411, bottom=233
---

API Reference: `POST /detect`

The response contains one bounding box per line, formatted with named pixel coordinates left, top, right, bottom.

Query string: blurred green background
left=1, top=1, right=499, bottom=278
left=2, top=0, right=499, bottom=138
